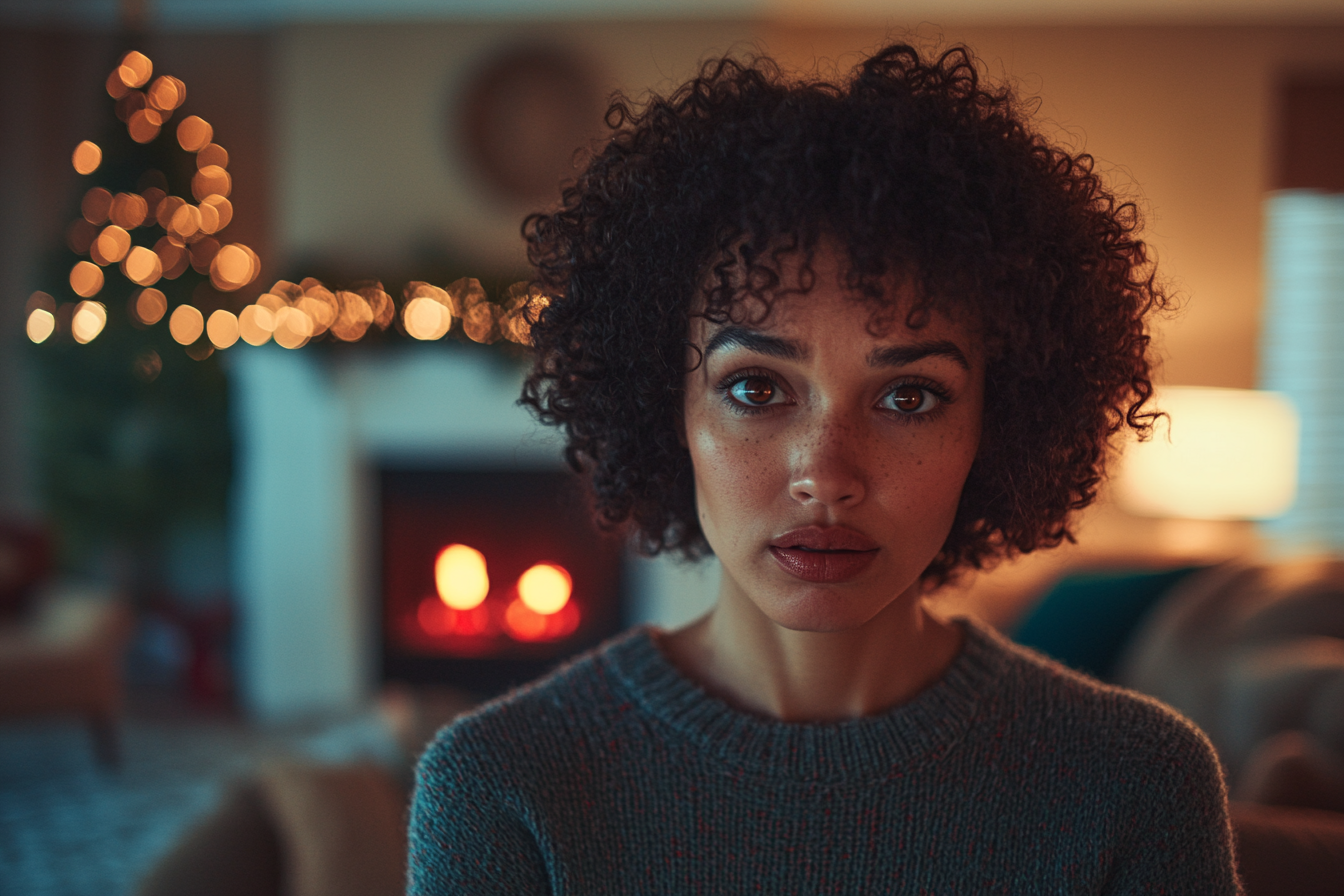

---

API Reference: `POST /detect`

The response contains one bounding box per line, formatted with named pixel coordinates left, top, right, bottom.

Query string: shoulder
left=416, top=627, right=647, bottom=786
left=970, top=619, right=1225, bottom=777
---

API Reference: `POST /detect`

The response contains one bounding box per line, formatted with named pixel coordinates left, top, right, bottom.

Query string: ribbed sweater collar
left=600, top=618, right=1007, bottom=784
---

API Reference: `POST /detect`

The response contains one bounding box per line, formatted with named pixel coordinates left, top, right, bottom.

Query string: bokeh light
left=26, top=309, right=55, bottom=344
left=132, top=288, right=168, bottom=325
left=105, top=70, right=130, bottom=100
left=110, top=192, right=149, bottom=228
left=156, top=195, right=186, bottom=230
left=417, top=598, right=493, bottom=638
left=177, top=116, right=213, bottom=152
left=504, top=598, right=580, bottom=643
left=72, top=141, right=101, bottom=175
left=118, top=51, right=152, bottom=89
left=168, top=304, right=204, bottom=345
left=81, top=187, right=113, bottom=225
left=207, top=309, right=240, bottom=349
left=517, top=563, right=572, bottom=615
left=128, top=109, right=160, bottom=144
left=169, top=203, right=202, bottom=240
left=154, top=237, right=189, bottom=279
left=200, top=195, right=233, bottom=231
left=463, top=301, right=501, bottom=344
left=192, top=165, right=231, bottom=201
left=69, top=261, right=104, bottom=297
left=272, top=306, right=312, bottom=349
left=147, top=75, right=185, bottom=112
left=122, top=246, right=163, bottom=286
left=238, top=304, right=275, bottom=346
left=329, top=290, right=375, bottom=342
left=70, top=301, right=107, bottom=344
left=210, top=243, right=257, bottom=291
left=434, top=544, right=490, bottom=611
left=197, top=143, right=228, bottom=169
left=404, top=296, right=452, bottom=340
left=95, top=225, right=131, bottom=263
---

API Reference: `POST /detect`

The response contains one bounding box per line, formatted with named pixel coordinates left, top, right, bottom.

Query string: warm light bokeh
left=72, top=141, right=101, bottom=175
left=95, top=225, right=131, bottom=263
left=197, top=143, right=228, bottom=169
left=210, top=243, right=255, bottom=291
left=192, top=165, right=231, bottom=201
left=147, top=75, right=185, bottom=112
left=154, top=237, right=189, bottom=279
left=517, top=563, right=572, bottom=615
left=177, top=116, right=213, bottom=152
left=69, top=261, right=104, bottom=298
left=82, top=188, right=113, bottom=225
left=70, top=301, right=107, bottom=344
left=434, top=544, right=490, bottom=611
left=200, top=195, right=233, bottom=231
left=207, top=309, right=240, bottom=349
left=404, top=296, right=452, bottom=340
left=118, top=51, right=152, bottom=89
left=110, top=192, right=150, bottom=229
left=239, top=304, right=275, bottom=346
left=168, top=303, right=204, bottom=345
left=26, top=309, right=55, bottom=344
left=128, top=110, right=160, bottom=144
left=133, top=288, right=168, bottom=325
left=272, top=306, right=313, bottom=349
left=123, top=245, right=163, bottom=286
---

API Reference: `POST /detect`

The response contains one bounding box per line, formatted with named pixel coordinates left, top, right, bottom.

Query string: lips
left=768, top=526, right=879, bottom=583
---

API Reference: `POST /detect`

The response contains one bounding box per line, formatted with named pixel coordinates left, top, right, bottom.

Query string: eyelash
left=713, top=369, right=953, bottom=421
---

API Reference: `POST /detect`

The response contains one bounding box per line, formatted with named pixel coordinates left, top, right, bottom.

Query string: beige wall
left=761, top=24, right=1344, bottom=390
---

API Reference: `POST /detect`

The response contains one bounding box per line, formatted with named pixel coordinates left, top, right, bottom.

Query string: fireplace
left=379, top=466, right=626, bottom=696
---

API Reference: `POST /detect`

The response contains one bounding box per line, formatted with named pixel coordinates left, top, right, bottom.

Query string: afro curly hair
left=520, top=42, right=1166, bottom=586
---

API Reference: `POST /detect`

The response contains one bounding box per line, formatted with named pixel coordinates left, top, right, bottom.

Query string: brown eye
left=737, top=376, right=775, bottom=404
left=885, top=384, right=936, bottom=414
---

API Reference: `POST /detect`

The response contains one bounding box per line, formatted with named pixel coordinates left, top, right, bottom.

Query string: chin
left=759, top=587, right=889, bottom=634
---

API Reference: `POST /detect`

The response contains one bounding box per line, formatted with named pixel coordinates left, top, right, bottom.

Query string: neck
left=661, top=576, right=964, bottom=723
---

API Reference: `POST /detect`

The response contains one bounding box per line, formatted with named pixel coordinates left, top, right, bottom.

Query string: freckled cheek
left=688, top=421, right=783, bottom=545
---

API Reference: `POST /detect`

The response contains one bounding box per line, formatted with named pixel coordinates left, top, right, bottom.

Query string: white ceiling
left=4, top=0, right=1344, bottom=28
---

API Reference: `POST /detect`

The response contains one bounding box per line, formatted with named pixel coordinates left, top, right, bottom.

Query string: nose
left=788, top=418, right=867, bottom=508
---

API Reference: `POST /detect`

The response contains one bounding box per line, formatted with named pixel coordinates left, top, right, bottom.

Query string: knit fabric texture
left=408, top=619, right=1240, bottom=894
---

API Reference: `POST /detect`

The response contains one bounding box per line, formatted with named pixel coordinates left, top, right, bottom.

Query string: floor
left=0, top=707, right=404, bottom=896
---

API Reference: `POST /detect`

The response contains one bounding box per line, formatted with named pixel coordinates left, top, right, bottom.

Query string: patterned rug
left=0, top=710, right=403, bottom=896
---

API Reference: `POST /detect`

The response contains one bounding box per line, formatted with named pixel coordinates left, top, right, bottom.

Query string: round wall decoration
left=457, top=45, right=606, bottom=206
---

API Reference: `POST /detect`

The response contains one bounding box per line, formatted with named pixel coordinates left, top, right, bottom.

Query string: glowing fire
left=504, top=598, right=580, bottom=643
left=435, top=544, right=489, bottom=611
left=517, top=563, right=572, bottom=615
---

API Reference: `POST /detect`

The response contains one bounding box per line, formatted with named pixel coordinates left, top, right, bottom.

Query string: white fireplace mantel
left=229, top=343, right=717, bottom=721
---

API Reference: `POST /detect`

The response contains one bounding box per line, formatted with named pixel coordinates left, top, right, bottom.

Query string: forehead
left=691, top=239, right=981, bottom=354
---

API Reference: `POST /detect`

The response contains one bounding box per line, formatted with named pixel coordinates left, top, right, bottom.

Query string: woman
left=409, top=43, right=1240, bottom=893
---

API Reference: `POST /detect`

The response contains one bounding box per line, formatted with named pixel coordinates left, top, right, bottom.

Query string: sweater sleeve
left=407, top=723, right=551, bottom=896
left=1105, top=717, right=1242, bottom=895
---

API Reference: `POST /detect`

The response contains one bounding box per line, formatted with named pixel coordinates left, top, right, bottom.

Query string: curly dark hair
left=520, top=42, right=1166, bottom=585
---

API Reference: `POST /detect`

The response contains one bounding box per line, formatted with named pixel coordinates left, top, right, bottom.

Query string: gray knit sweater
left=409, top=619, right=1240, bottom=894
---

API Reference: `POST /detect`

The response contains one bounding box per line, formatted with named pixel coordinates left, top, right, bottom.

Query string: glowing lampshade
left=1114, top=386, right=1299, bottom=520
left=435, top=544, right=489, bottom=610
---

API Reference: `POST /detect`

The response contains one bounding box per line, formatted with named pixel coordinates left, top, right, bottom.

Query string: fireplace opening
left=379, top=467, right=626, bottom=696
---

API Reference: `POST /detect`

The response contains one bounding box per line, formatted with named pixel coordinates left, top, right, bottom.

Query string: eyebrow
left=867, top=340, right=970, bottom=371
left=703, top=325, right=969, bottom=371
left=703, top=325, right=805, bottom=361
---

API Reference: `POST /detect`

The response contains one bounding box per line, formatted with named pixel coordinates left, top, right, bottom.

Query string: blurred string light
left=27, top=50, right=548, bottom=357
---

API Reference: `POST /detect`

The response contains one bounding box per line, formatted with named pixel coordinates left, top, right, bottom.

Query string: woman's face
left=683, top=249, right=984, bottom=633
